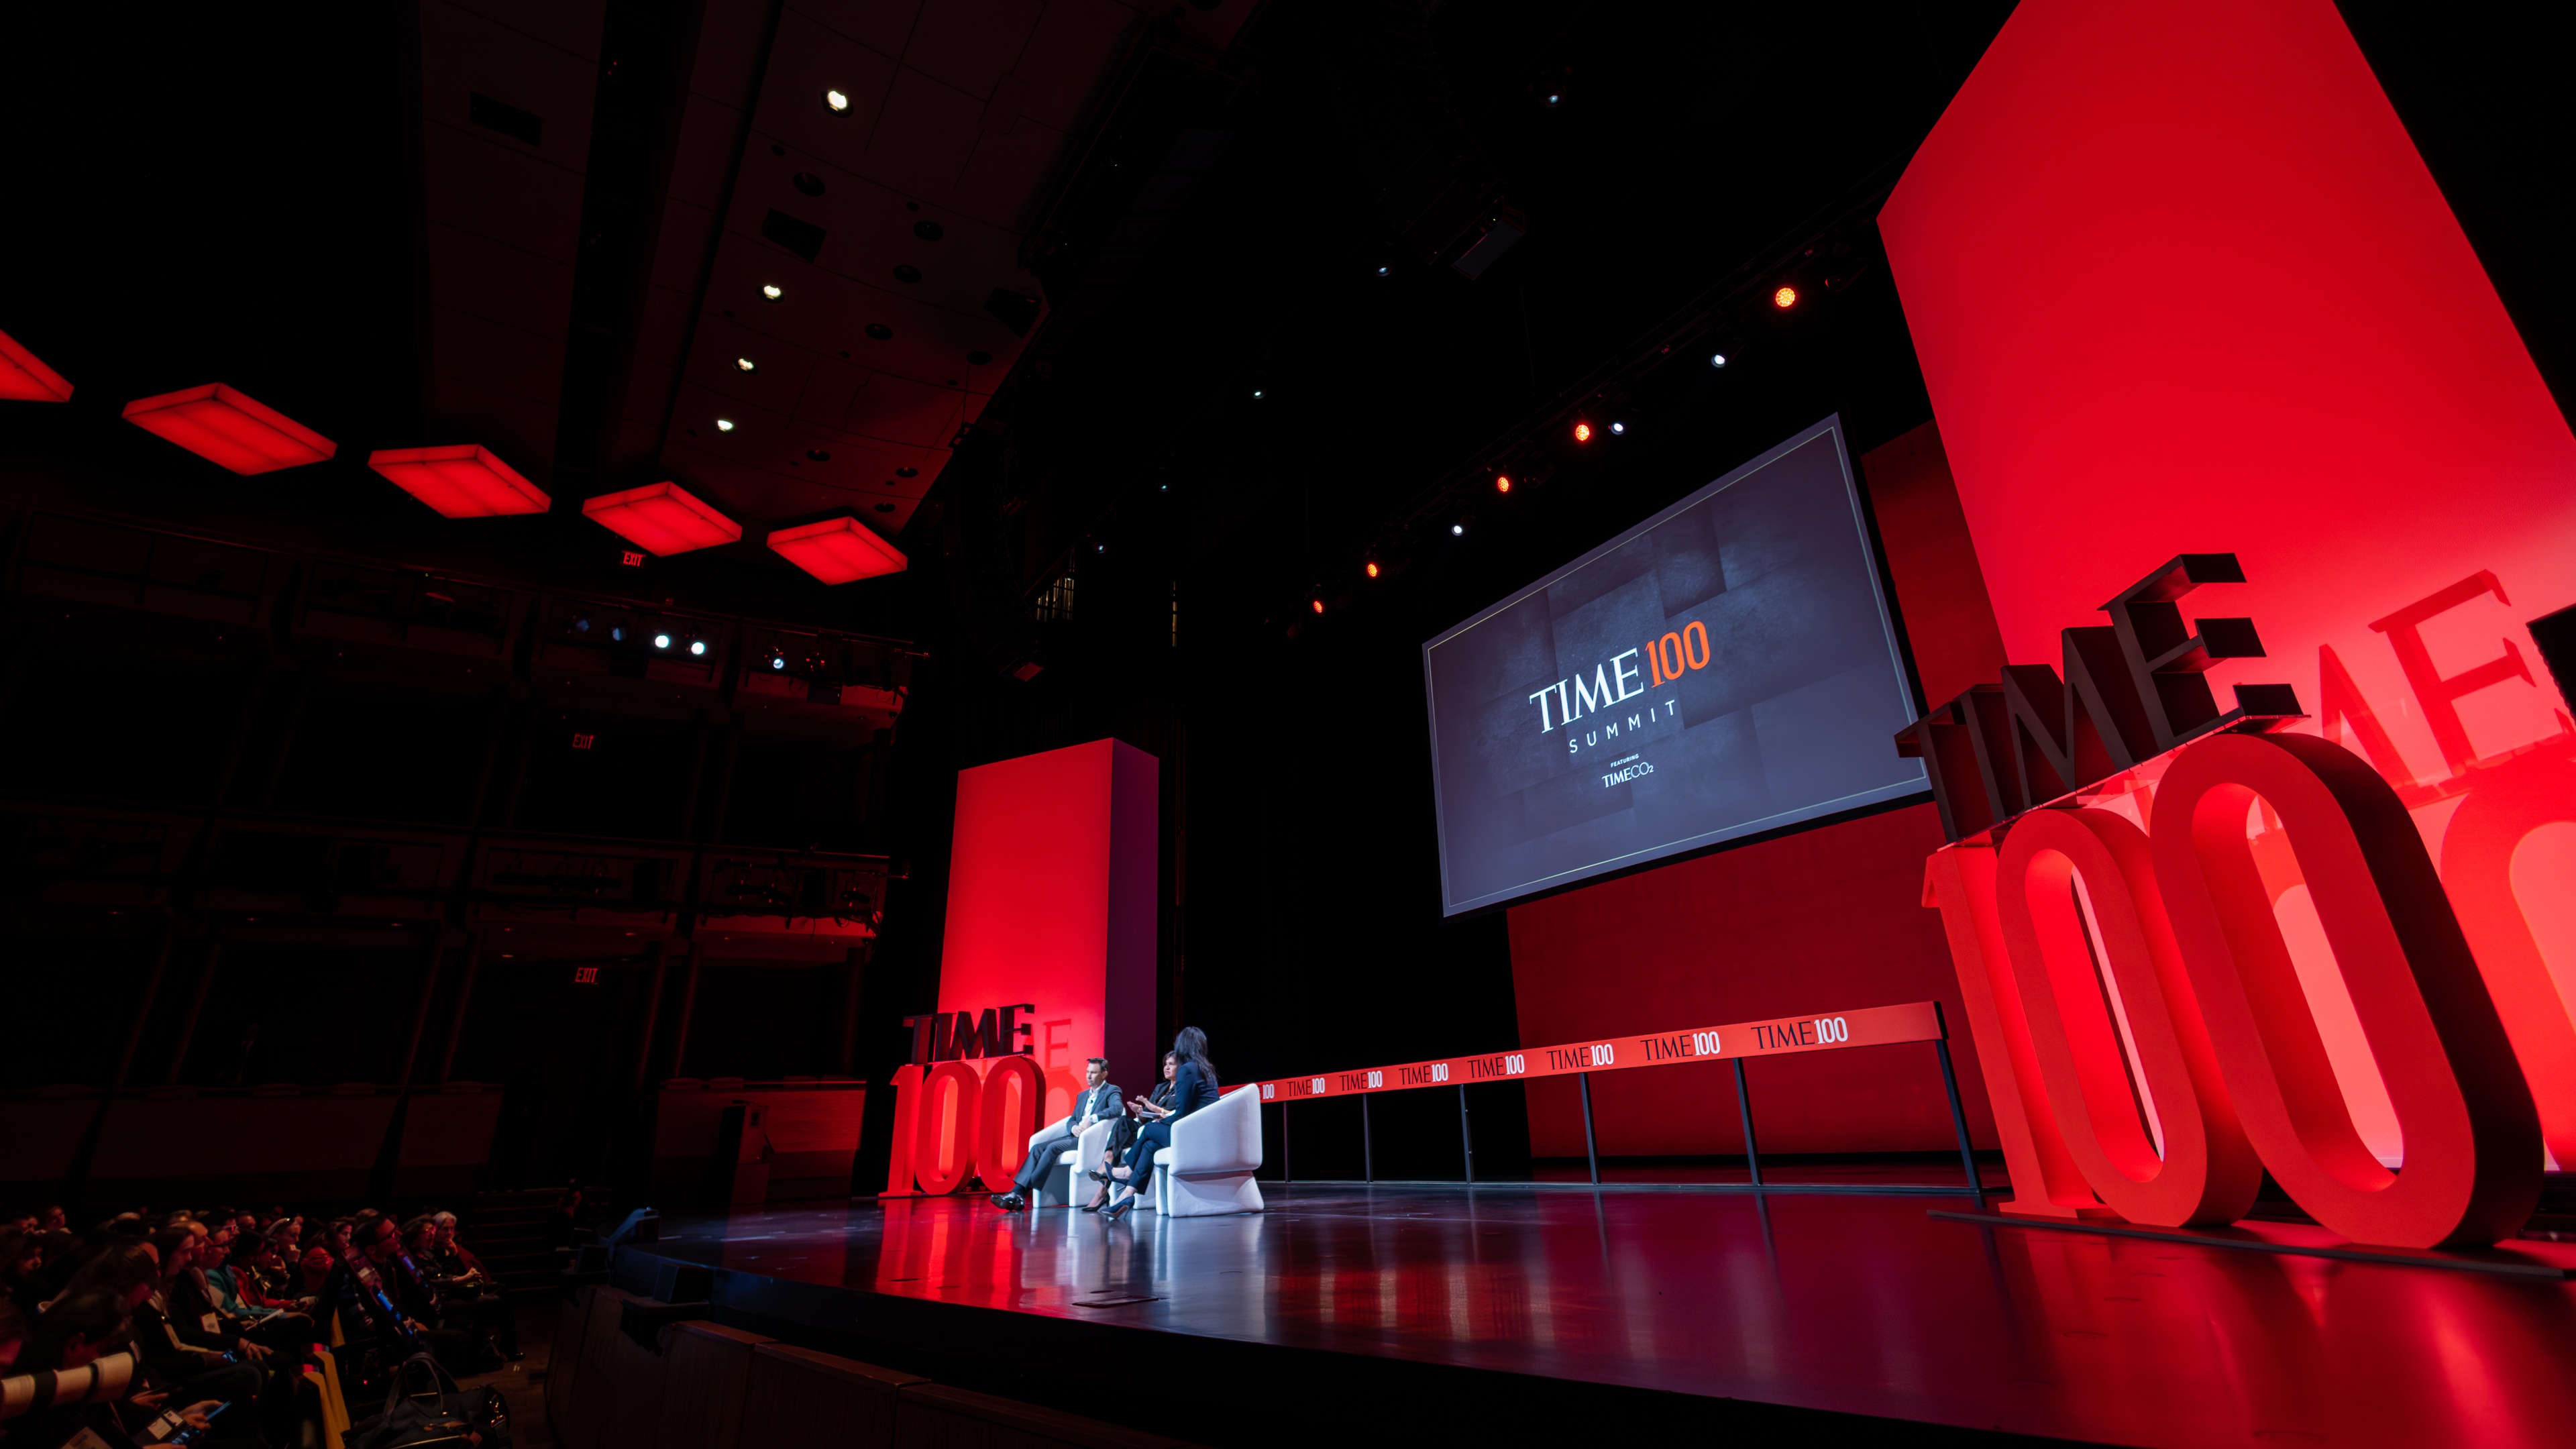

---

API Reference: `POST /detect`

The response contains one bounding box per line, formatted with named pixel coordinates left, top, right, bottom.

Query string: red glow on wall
left=767, top=515, right=907, bottom=584
left=1512, top=804, right=1998, bottom=1157
left=0, top=329, right=73, bottom=402
left=121, top=384, right=336, bottom=474
left=580, top=481, right=743, bottom=555
left=368, top=444, right=550, bottom=517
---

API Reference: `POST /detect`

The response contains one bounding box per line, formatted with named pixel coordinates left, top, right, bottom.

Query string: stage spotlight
left=761, top=284, right=782, bottom=302
left=653, top=633, right=672, bottom=650
left=1495, top=474, right=1512, bottom=494
left=1572, top=422, right=1592, bottom=443
left=1773, top=285, right=1798, bottom=308
left=1375, top=262, right=1392, bottom=277
left=1610, top=421, right=1626, bottom=435
left=771, top=655, right=786, bottom=670
left=716, top=418, right=736, bottom=432
left=1310, top=597, right=1324, bottom=614
left=610, top=625, right=627, bottom=642
left=572, top=614, right=591, bottom=633
left=1365, top=559, right=1381, bottom=578
left=824, top=89, right=849, bottom=113
left=1251, top=389, right=1265, bottom=400
left=735, top=357, right=757, bottom=372
left=1452, top=522, right=1466, bottom=536
left=1544, top=92, right=1563, bottom=107
left=1711, top=352, right=1727, bottom=368
left=689, top=639, right=707, bottom=656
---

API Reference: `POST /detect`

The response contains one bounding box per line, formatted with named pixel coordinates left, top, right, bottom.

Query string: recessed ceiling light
left=735, top=358, right=757, bottom=372
left=1452, top=523, right=1465, bottom=536
left=1610, top=421, right=1625, bottom=435
left=806, top=448, right=830, bottom=462
left=716, top=419, right=735, bottom=432
left=653, top=633, right=672, bottom=649
left=873, top=501, right=896, bottom=513
left=1711, top=352, right=1727, bottom=368
left=894, top=466, right=917, bottom=478
left=761, top=284, right=782, bottom=301
left=689, top=639, right=707, bottom=656
left=1252, top=389, right=1265, bottom=399
left=824, top=89, right=849, bottom=112
left=893, top=264, right=922, bottom=284
left=865, top=323, right=893, bottom=340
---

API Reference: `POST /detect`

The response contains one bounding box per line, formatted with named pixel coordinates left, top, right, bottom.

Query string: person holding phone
left=1102, top=1028, right=1219, bottom=1221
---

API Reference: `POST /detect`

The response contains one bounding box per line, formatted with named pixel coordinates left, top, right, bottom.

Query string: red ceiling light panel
left=120, top=384, right=336, bottom=474
left=0, top=329, right=73, bottom=402
left=768, top=515, right=908, bottom=584
left=368, top=444, right=550, bottom=517
left=582, top=481, right=743, bottom=555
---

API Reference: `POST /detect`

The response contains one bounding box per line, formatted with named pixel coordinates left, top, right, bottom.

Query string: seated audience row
left=0, top=1201, right=519, bottom=1448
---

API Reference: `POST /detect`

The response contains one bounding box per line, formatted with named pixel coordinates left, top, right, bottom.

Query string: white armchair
left=1152, top=1085, right=1265, bottom=1216
left=1022, top=1113, right=1139, bottom=1208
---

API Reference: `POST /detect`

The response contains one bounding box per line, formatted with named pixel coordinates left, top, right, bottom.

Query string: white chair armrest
left=1167, top=1086, right=1263, bottom=1175
left=1026, top=1114, right=1071, bottom=1155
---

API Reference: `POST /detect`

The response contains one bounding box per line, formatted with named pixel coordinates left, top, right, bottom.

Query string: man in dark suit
left=992, top=1057, right=1120, bottom=1210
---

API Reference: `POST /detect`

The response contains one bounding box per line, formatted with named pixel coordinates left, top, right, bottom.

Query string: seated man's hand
left=238, top=1338, right=271, bottom=1360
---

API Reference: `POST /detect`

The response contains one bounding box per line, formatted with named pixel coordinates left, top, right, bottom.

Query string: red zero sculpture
left=2149, top=732, right=2541, bottom=1247
left=1996, top=806, right=2259, bottom=1226
left=911, top=1061, right=981, bottom=1195
left=976, top=1055, right=1044, bottom=1192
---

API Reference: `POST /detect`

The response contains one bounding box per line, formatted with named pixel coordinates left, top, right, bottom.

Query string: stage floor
left=638, top=1185, right=2576, bottom=1448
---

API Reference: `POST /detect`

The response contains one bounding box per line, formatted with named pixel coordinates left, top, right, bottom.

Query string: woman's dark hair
left=1171, top=1026, right=1215, bottom=1083
left=144, top=1226, right=193, bottom=1271
left=225, top=1232, right=268, bottom=1265
left=23, top=1290, right=129, bottom=1369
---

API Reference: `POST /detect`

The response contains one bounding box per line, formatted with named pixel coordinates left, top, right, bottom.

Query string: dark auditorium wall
left=1507, top=422, right=2012, bottom=1157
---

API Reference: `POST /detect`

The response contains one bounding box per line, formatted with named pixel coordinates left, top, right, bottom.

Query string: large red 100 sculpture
left=1936, top=730, right=2542, bottom=1248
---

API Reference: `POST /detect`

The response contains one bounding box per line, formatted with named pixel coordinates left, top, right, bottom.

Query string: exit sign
left=573, top=966, right=600, bottom=984
left=621, top=550, right=645, bottom=567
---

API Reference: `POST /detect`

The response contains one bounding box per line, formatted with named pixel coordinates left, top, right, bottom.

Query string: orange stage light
left=1774, top=285, right=1799, bottom=308
left=1572, top=422, right=1593, bottom=443
left=1495, top=474, right=1513, bottom=493
left=1365, top=561, right=1381, bottom=578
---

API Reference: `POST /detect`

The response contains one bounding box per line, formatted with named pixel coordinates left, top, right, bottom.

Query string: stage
left=612, top=1184, right=2576, bottom=1448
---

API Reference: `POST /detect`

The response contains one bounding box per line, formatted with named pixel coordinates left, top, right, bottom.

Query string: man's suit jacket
left=1067, top=1081, right=1121, bottom=1131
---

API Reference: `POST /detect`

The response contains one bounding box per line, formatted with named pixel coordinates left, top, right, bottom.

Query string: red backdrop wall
left=1508, top=425, right=2010, bottom=1157
left=1876, top=0, right=2576, bottom=1167
left=938, top=739, right=1160, bottom=1124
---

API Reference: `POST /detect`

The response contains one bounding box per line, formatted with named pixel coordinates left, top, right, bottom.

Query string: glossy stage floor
left=619, top=1183, right=2576, bottom=1448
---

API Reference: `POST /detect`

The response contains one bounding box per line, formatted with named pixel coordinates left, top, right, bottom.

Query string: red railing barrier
left=1240, top=1000, right=1946, bottom=1102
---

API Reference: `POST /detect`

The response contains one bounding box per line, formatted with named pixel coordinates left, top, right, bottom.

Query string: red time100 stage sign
left=1909, top=553, right=2547, bottom=1249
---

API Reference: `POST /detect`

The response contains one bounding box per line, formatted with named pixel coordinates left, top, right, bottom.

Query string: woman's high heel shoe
left=1100, top=1191, right=1136, bottom=1221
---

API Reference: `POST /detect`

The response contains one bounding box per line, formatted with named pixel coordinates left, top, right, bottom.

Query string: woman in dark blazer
left=1103, top=1028, right=1218, bottom=1220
